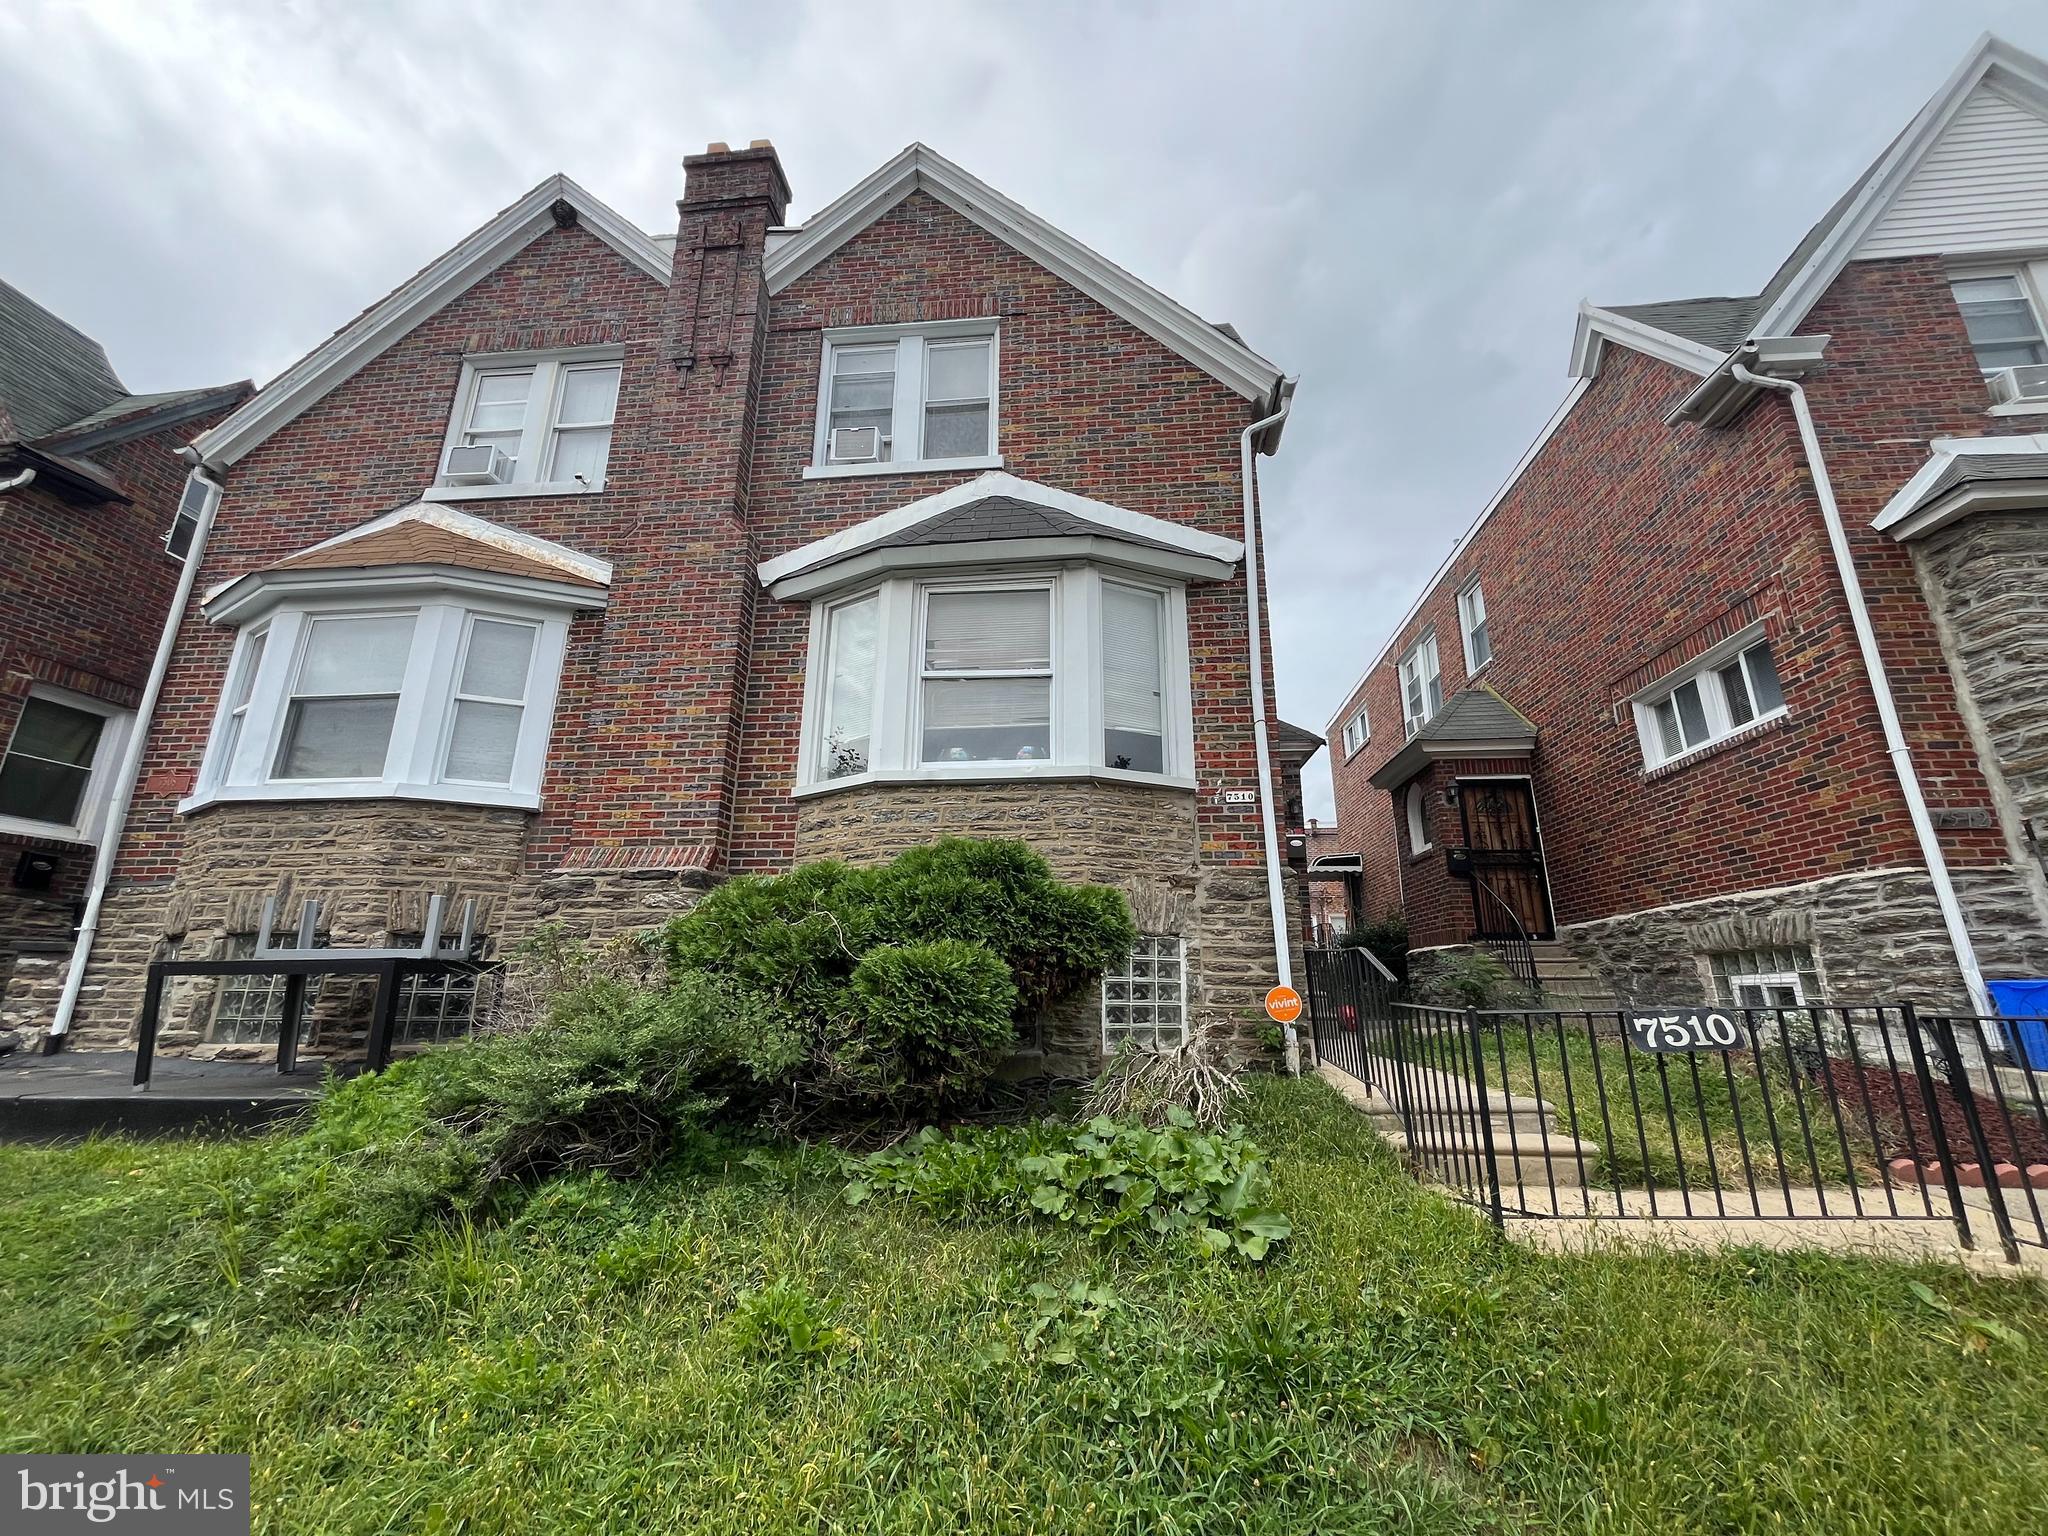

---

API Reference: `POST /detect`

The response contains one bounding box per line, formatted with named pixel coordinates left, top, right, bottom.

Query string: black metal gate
left=1302, top=947, right=2048, bottom=1265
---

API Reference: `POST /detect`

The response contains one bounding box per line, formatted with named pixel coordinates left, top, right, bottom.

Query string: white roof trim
left=191, top=175, right=670, bottom=469
left=756, top=469, right=1244, bottom=588
left=764, top=144, right=1284, bottom=406
left=1873, top=432, right=2048, bottom=539
left=1322, top=379, right=1592, bottom=738
left=1753, top=35, right=2048, bottom=340
left=1570, top=303, right=1726, bottom=380
left=200, top=566, right=609, bottom=626
left=767, top=536, right=1235, bottom=601
left=283, top=500, right=613, bottom=585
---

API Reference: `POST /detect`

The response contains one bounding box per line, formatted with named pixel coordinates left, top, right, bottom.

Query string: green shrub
left=1337, top=913, right=1408, bottom=985
left=846, top=1112, right=1293, bottom=1261
left=1407, top=947, right=1532, bottom=1010
left=662, top=838, right=1135, bottom=1115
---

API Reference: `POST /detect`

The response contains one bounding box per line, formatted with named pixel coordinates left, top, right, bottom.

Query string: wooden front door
left=1458, top=778, right=1554, bottom=940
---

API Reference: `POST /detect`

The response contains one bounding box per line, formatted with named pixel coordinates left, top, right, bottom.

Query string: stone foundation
left=1556, top=863, right=2048, bottom=1012
left=797, top=778, right=1290, bottom=1073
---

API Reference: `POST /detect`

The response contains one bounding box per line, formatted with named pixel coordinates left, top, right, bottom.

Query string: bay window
left=188, top=592, right=575, bottom=812
left=798, top=566, right=1193, bottom=792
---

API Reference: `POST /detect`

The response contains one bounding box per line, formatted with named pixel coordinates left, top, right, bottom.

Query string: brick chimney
left=667, top=140, right=790, bottom=375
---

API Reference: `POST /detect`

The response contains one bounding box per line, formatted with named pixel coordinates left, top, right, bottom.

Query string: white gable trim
left=191, top=175, right=670, bottom=470
left=1873, top=433, right=2048, bottom=540
left=1570, top=303, right=1727, bottom=380
left=764, top=145, right=1285, bottom=407
left=1754, top=35, right=2048, bottom=340
left=756, top=470, right=1243, bottom=588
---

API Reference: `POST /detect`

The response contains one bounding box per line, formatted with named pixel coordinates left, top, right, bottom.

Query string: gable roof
left=1579, top=34, right=2048, bottom=378
left=0, top=277, right=127, bottom=441
left=765, top=144, right=1287, bottom=412
left=1367, top=686, right=1538, bottom=790
left=190, top=175, right=671, bottom=470
left=757, top=470, right=1243, bottom=598
left=34, top=380, right=254, bottom=455
left=202, top=501, right=611, bottom=622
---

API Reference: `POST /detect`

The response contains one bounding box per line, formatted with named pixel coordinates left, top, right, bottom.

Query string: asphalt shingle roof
left=1917, top=453, right=2048, bottom=507
left=0, top=278, right=127, bottom=441
left=1606, top=296, right=1764, bottom=352
left=1413, top=686, right=1537, bottom=746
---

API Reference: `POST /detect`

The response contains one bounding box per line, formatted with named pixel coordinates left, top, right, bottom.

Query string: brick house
left=1327, top=35, right=2048, bottom=1016
left=0, top=280, right=249, bottom=1036
left=28, top=142, right=1306, bottom=1072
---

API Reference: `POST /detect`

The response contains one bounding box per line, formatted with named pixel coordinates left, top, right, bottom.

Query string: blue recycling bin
left=1989, top=979, right=2048, bottom=1069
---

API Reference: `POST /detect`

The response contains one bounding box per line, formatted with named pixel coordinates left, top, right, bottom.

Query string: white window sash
left=809, top=320, right=1001, bottom=474
left=1459, top=581, right=1490, bottom=672
left=1398, top=633, right=1440, bottom=736
left=436, top=348, right=623, bottom=493
left=1632, top=626, right=1788, bottom=769
left=0, top=685, right=134, bottom=845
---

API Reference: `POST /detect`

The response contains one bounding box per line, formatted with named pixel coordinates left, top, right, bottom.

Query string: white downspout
left=44, top=461, right=224, bottom=1050
left=0, top=467, right=37, bottom=494
left=1240, top=380, right=1301, bottom=1073
left=1733, top=362, right=1993, bottom=1018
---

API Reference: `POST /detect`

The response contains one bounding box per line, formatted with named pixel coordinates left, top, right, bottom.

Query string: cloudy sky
left=6, top=1, right=2045, bottom=820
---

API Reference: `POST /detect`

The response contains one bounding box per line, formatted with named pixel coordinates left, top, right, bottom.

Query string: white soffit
left=192, top=175, right=669, bottom=469
left=764, top=144, right=1285, bottom=406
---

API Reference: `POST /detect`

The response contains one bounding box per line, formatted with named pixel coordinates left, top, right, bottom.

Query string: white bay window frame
left=794, top=565, right=1194, bottom=794
left=805, top=319, right=1002, bottom=480
left=185, top=588, right=573, bottom=813
left=427, top=347, right=623, bottom=501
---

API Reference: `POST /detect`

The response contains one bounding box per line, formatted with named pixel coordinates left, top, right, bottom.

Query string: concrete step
left=1388, top=1125, right=1603, bottom=1189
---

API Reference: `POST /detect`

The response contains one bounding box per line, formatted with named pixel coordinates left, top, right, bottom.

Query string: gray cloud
left=5, top=0, right=2042, bottom=820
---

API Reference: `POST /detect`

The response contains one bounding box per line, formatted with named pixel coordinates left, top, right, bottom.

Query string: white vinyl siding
left=1858, top=87, right=2048, bottom=260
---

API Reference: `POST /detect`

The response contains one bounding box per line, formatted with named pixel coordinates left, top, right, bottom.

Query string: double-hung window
left=435, top=350, right=622, bottom=495
left=1950, top=273, right=2048, bottom=374
left=1397, top=634, right=1442, bottom=738
left=1458, top=580, right=1491, bottom=672
left=811, top=324, right=998, bottom=475
left=442, top=618, right=537, bottom=786
left=919, top=586, right=1052, bottom=764
left=1340, top=706, right=1369, bottom=758
left=1635, top=632, right=1786, bottom=769
left=274, top=614, right=415, bottom=780
left=800, top=568, right=1193, bottom=791
left=0, top=688, right=132, bottom=843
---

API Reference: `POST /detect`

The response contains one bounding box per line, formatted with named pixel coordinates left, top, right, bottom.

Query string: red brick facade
left=1329, top=257, right=2048, bottom=1005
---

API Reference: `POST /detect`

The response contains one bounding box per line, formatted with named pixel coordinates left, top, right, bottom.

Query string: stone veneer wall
left=1554, top=864, right=2048, bottom=1014
left=61, top=800, right=709, bottom=1057
left=795, top=778, right=1287, bottom=1076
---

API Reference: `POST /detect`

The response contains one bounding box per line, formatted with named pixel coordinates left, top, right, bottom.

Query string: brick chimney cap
left=705, top=141, right=730, bottom=154
left=749, top=138, right=773, bottom=149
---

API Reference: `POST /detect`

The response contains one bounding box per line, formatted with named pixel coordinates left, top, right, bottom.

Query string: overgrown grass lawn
left=3, top=1077, right=2045, bottom=1534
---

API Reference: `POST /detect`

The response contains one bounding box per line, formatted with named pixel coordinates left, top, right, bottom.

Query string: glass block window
left=206, top=932, right=331, bottom=1044
left=1708, top=945, right=1823, bottom=1009
left=1102, top=935, right=1188, bottom=1052
left=390, top=934, right=491, bottom=1048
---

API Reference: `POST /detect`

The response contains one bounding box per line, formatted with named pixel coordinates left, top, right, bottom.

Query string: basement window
left=807, top=322, right=1000, bottom=478
left=1709, top=946, right=1822, bottom=1010
left=1633, top=631, right=1785, bottom=770
left=1102, top=935, right=1188, bottom=1053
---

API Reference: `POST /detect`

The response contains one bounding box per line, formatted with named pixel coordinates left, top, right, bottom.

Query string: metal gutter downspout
left=1732, top=361, right=1993, bottom=1018
left=44, top=460, right=223, bottom=1051
left=1240, top=379, right=1301, bottom=1074
left=0, top=467, right=37, bottom=494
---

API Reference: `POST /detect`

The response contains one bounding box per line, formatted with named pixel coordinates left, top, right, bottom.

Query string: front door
left=1457, top=777, right=1554, bottom=940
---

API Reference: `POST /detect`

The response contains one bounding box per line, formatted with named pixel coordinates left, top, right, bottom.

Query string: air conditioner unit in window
left=442, top=444, right=512, bottom=485
left=829, top=426, right=882, bottom=463
left=1988, top=364, right=2048, bottom=406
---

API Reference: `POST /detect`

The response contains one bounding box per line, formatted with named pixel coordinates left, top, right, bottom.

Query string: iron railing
left=1301, top=947, right=2048, bottom=1264
left=1470, top=873, right=1540, bottom=999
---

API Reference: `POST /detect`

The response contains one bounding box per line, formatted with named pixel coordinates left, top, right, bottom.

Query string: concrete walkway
left=1316, top=1062, right=2048, bottom=1277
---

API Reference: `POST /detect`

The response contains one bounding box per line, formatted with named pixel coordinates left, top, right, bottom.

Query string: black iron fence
left=1302, top=946, right=2048, bottom=1264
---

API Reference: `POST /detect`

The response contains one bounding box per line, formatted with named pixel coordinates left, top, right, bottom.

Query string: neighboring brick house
left=1327, top=35, right=2048, bottom=1015
left=0, top=280, right=249, bottom=1034
left=32, top=142, right=1304, bottom=1072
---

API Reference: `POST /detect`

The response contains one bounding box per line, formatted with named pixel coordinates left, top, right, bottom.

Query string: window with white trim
left=1102, top=934, right=1188, bottom=1052
left=1633, top=632, right=1786, bottom=769
left=1340, top=705, right=1369, bottom=758
left=165, top=473, right=216, bottom=561
left=798, top=567, right=1194, bottom=791
left=1397, top=634, right=1441, bottom=738
left=0, top=687, right=133, bottom=844
left=192, top=592, right=574, bottom=812
left=436, top=351, right=622, bottom=494
left=1458, top=580, right=1491, bottom=672
left=811, top=325, right=997, bottom=474
left=1404, top=781, right=1432, bottom=855
left=1708, top=945, right=1822, bottom=1009
left=1950, top=273, right=2048, bottom=374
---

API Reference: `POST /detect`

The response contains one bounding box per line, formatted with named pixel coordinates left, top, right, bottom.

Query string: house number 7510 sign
left=1625, top=1010, right=1745, bottom=1053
